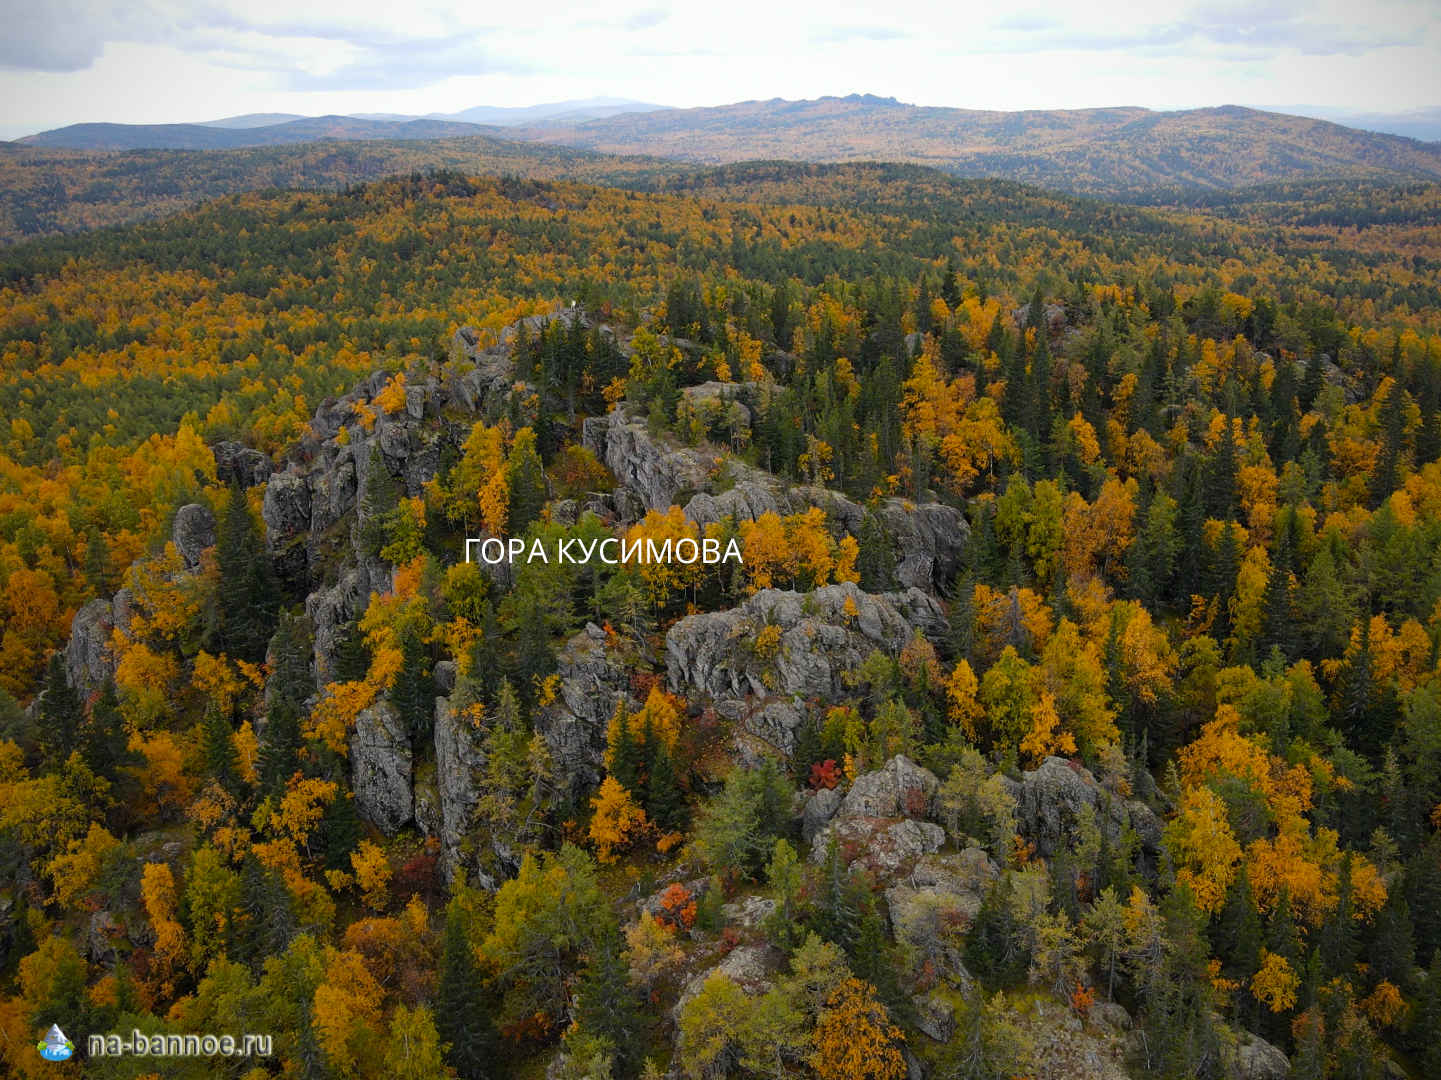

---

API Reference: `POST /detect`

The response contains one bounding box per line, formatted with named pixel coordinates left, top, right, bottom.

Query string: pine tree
left=608, top=705, right=642, bottom=793
left=216, top=476, right=279, bottom=661
left=947, top=571, right=976, bottom=661
left=1370, top=379, right=1407, bottom=508
left=201, top=704, right=240, bottom=792
left=236, top=853, right=296, bottom=971
left=319, top=789, right=362, bottom=872
left=505, top=428, right=548, bottom=535
left=644, top=740, right=687, bottom=834
left=1258, top=559, right=1295, bottom=661
left=260, top=699, right=304, bottom=797
left=1368, top=892, right=1416, bottom=992
left=359, top=446, right=400, bottom=559
left=1207, top=418, right=1239, bottom=520
left=1213, top=863, right=1263, bottom=978
left=81, top=678, right=132, bottom=783
left=1408, top=949, right=1441, bottom=1076
left=437, top=899, right=497, bottom=1080
left=1267, top=890, right=1303, bottom=969
left=391, top=629, right=435, bottom=741
left=36, top=652, right=82, bottom=766
left=813, top=836, right=862, bottom=958
left=571, top=922, right=644, bottom=1078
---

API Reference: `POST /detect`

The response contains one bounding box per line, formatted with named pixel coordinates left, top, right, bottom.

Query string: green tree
left=437, top=896, right=497, bottom=1080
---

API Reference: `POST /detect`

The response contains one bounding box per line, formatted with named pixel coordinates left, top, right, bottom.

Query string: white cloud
left=0, top=0, right=1437, bottom=132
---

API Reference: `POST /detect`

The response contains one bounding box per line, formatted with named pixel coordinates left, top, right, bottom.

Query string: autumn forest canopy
left=0, top=135, right=1440, bottom=1080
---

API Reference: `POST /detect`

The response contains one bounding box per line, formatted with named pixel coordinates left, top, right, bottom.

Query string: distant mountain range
left=509, top=95, right=1441, bottom=195
left=10, top=95, right=1441, bottom=198
left=17, top=115, right=499, bottom=151
left=17, top=99, right=671, bottom=150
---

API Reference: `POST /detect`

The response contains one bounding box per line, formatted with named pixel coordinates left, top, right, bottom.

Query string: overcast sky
left=2, top=0, right=1439, bottom=137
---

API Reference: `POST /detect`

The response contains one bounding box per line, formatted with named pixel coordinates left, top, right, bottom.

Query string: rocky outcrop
left=671, top=944, right=779, bottom=1024
left=809, top=755, right=946, bottom=879
left=800, top=787, right=843, bottom=844
left=721, top=895, right=777, bottom=928
left=171, top=503, right=216, bottom=572
left=667, top=583, right=941, bottom=756
left=431, top=695, right=487, bottom=884
left=885, top=849, right=997, bottom=978
left=583, top=404, right=712, bottom=511
left=869, top=499, right=969, bottom=590
left=350, top=700, right=412, bottom=835
left=64, top=597, right=117, bottom=696
left=304, top=559, right=390, bottom=684
left=534, top=624, right=639, bottom=799
left=1005, top=756, right=1162, bottom=862
left=1231, top=1032, right=1289, bottom=1080
left=839, top=754, right=938, bottom=819
left=667, top=582, right=924, bottom=702
left=212, top=441, right=273, bottom=488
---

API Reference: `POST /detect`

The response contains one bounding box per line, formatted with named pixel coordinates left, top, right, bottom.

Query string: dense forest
left=1, top=160, right=1440, bottom=1079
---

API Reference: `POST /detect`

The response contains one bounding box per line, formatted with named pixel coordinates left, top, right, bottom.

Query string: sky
left=1, top=0, right=1439, bottom=139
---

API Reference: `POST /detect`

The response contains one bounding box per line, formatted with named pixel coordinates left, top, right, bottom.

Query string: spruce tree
left=359, top=446, right=399, bottom=559
left=437, top=899, right=497, bottom=1080
left=1213, top=863, right=1263, bottom=978
left=390, top=629, right=435, bottom=742
left=644, top=740, right=687, bottom=834
left=81, top=677, right=132, bottom=783
left=201, top=704, right=240, bottom=792
left=571, top=922, right=644, bottom=1078
left=36, top=652, right=82, bottom=766
left=216, top=476, right=279, bottom=661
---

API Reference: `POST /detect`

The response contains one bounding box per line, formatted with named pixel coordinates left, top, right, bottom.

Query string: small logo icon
left=37, top=1023, right=74, bottom=1061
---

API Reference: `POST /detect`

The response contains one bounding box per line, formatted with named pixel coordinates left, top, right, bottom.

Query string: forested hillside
left=515, top=97, right=1441, bottom=195
left=1, top=163, right=1440, bottom=1080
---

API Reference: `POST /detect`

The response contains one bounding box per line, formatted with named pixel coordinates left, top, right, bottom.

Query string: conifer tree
left=505, top=428, right=548, bottom=535
left=81, top=677, right=132, bottom=783
left=201, top=704, right=240, bottom=792
left=437, top=898, right=497, bottom=1080
left=571, top=921, right=644, bottom=1077
left=37, top=652, right=82, bottom=766
left=391, top=629, right=435, bottom=742
left=644, top=739, right=687, bottom=834
left=216, top=476, right=279, bottom=661
left=359, top=446, right=400, bottom=559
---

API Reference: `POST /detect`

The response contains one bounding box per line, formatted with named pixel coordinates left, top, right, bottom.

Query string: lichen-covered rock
left=432, top=695, right=496, bottom=886
left=639, top=877, right=710, bottom=921
left=721, top=895, right=777, bottom=928
left=534, top=624, right=637, bottom=800
left=262, top=469, right=311, bottom=550
left=811, top=817, right=945, bottom=877
left=741, top=699, right=805, bottom=753
left=885, top=850, right=997, bottom=978
left=1006, top=756, right=1162, bottom=862
left=666, top=583, right=924, bottom=708
left=212, top=441, right=273, bottom=488
left=64, top=597, right=116, bottom=695
left=1232, top=1032, right=1289, bottom=1080
left=684, top=482, right=783, bottom=529
left=171, top=503, right=216, bottom=572
left=583, top=405, right=712, bottom=511
left=800, top=786, right=843, bottom=844
left=305, top=560, right=389, bottom=683
left=869, top=499, right=970, bottom=590
left=350, top=700, right=412, bottom=835
left=912, top=993, right=956, bottom=1042
left=839, top=755, right=938, bottom=819
left=671, top=944, right=778, bottom=1024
